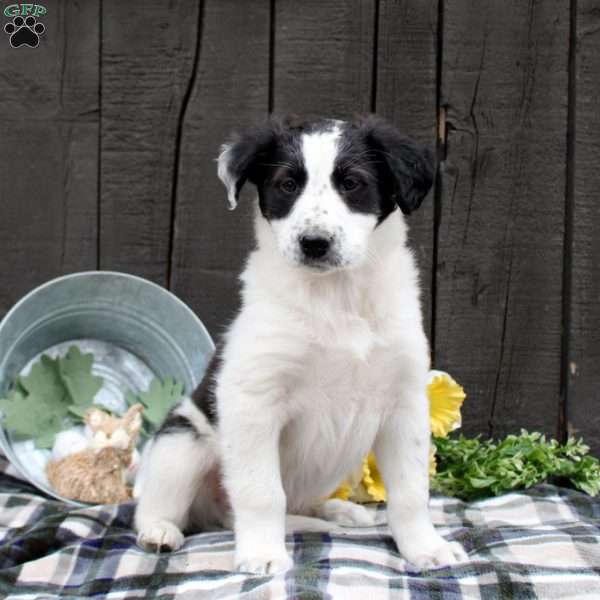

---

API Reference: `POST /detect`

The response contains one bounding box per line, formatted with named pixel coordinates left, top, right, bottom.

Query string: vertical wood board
left=436, top=0, right=569, bottom=437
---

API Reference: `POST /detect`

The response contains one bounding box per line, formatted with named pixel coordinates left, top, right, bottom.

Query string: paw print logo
left=4, top=16, right=45, bottom=48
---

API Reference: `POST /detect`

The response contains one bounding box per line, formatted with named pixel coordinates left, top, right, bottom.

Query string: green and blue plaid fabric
left=1, top=456, right=600, bottom=599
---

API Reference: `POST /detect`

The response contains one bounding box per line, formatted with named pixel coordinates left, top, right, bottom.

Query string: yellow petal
left=333, top=446, right=438, bottom=503
left=363, top=452, right=386, bottom=502
left=428, top=371, right=466, bottom=438
left=331, top=370, right=465, bottom=503
left=331, top=480, right=352, bottom=500
left=330, top=460, right=367, bottom=501
left=429, top=445, right=437, bottom=477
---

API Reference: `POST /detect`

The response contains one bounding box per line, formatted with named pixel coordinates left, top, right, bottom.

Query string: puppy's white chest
left=279, top=344, right=387, bottom=511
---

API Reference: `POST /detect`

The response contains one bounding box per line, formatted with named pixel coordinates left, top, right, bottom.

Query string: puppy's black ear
left=355, top=115, right=435, bottom=215
left=217, top=121, right=279, bottom=210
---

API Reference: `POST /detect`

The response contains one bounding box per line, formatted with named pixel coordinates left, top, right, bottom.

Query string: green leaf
left=0, top=345, right=105, bottom=449
left=0, top=390, right=37, bottom=437
left=0, top=390, right=64, bottom=447
left=58, top=346, right=103, bottom=407
left=467, top=476, right=497, bottom=489
left=125, top=389, right=140, bottom=407
left=35, top=424, right=62, bottom=449
left=18, top=355, right=66, bottom=405
left=67, top=404, right=89, bottom=421
left=134, top=377, right=184, bottom=429
left=432, top=430, right=600, bottom=501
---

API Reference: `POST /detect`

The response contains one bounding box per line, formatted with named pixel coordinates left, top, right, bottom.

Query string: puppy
left=134, top=115, right=467, bottom=573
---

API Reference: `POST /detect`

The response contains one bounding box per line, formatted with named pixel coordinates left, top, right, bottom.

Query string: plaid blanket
left=1, top=458, right=599, bottom=599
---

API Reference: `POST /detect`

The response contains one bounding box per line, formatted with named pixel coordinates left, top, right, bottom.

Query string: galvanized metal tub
left=0, top=271, right=214, bottom=504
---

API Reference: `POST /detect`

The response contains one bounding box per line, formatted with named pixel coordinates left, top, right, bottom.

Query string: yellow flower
left=333, top=446, right=439, bottom=503
left=428, top=370, right=465, bottom=438
left=330, top=480, right=352, bottom=501
left=331, top=370, right=465, bottom=503
left=362, top=452, right=386, bottom=502
left=429, top=445, right=437, bottom=477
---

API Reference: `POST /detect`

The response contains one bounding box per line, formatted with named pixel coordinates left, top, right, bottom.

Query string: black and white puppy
left=134, top=115, right=467, bottom=573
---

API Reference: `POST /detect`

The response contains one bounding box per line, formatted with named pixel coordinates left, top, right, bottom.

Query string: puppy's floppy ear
left=355, top=115, right=435, bottom=215
left=217, top=121, right=279, bottom=210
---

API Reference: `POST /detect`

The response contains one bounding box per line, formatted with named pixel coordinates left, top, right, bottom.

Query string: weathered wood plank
left=436, top=0, right=569, bottom=437
left=273, top=0, right=375, bottom=118
left=568, top=0, right=600, bottom=454
left=169, top=0, right=271, bottom=338
left=0, top=1, right=99, bottom=316
left=100, top=0, right=199, bottom=285
left=376, top=0, right=438, bottom=337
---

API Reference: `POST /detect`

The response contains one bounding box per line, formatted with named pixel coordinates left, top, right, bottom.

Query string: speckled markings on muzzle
left=269, top=125, right=379, bottom=271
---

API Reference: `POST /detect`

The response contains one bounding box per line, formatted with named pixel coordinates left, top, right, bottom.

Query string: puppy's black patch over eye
left=341, top=176, right=361, bottom=192
left=280, top=178, right=298, bottom=194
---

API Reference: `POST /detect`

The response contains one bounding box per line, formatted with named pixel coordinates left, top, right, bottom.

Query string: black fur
left=223, top=117, right=304, bottom=220
left=190, top=345, right=222, bottom=426
left=222, top=114, right=434, bottom=223
left=345, top=115, right=435, bottom=217
left=155, top=347, right=222, bottom=435
left=223, top=117, right=346, bottom=221
left=157, top=413, right=200, bottom=437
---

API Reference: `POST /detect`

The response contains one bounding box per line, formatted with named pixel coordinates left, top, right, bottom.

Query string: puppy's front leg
left=374, top=389, right=467, bottom=569
left=220, top=407, right=292, bottom=575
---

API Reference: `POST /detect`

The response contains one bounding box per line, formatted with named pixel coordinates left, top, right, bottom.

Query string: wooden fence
left=1, top=0, right=598, bottom=450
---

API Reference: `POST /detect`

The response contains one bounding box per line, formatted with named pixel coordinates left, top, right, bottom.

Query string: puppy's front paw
left=235, top=547, right=293, bottom=575
left=137, top=519, right=184, bottom=552
left=317, top=498, right=375, bottom=527
left=401, top=536, right=467, bottom=570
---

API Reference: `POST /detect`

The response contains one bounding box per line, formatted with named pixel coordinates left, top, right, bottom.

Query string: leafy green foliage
left=432, top=430, right=600, bottom=500
left=19, top=355, right=66, bottom=402
left=58, top=347, right=103, bottom=408
left=0, top=389, right=59, bottom=447
left=0, top=347, right=103, bottom=448
left=126, top=377, right=183, bottom=435
left=0, top=345, right=183, bottom=449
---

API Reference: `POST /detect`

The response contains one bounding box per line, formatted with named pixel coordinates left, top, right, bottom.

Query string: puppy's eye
left=279, top=178, right=298, bottom=194
left=341, top=176, right=360, bottom=192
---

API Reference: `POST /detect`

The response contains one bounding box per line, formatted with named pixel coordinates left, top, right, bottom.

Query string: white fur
left=217, top=145, right=238, bottom=210
left=135, top=128, right=468, bottom=573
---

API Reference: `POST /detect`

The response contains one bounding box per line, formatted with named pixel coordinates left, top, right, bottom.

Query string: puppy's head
left=218, top=115, right=434, bottom=272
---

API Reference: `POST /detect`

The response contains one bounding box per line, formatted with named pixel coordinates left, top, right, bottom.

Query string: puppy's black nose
left=300, top=235, right=330, bottom=259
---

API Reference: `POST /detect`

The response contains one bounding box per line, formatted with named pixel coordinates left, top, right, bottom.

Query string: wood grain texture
left=100, top=0, right=199, bottom=285
left=1, top=1, right=592, bottom=446
left=568, top=0, right=600, bottom=453
left=273, top=0, right=375, bottom=118
left=436, top=0, right=569, bottom=437
left=0, top=0, right=99, bottom=317
left=169, top=0, right=271, bottom=338
left=376, top=0, right=438, bottom=337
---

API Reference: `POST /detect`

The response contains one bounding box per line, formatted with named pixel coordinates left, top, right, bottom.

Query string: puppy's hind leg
left=135, top=402, right=217, bottom=552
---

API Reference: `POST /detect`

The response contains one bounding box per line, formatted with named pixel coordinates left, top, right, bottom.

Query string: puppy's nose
left=300, top=235, right=331, bottom=259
